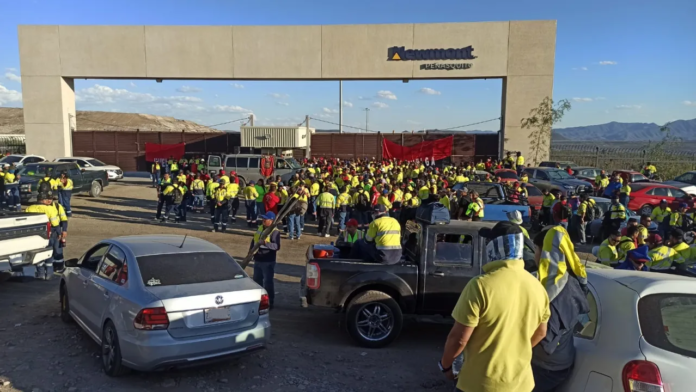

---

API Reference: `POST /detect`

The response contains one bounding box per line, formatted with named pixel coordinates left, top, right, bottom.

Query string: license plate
left=204, top=307, right=231, bottom=323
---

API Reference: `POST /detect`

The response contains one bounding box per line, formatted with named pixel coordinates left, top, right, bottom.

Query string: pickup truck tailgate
left=0, top=212, right=50, bottom=256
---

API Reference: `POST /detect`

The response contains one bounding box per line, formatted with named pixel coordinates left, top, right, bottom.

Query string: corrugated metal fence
left=72, top=130, right=498, bottom=171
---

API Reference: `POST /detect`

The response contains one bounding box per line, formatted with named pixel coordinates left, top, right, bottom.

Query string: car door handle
left=82, top=280, right=89, bottom=287
left=430, top=272, right=445, bottom=277
left=103, top=292, right=110, bottom=299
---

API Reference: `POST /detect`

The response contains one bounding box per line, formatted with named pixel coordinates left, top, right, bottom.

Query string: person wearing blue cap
left=349, top=204, right=402, bottom=264
left=250, top=211, right=281, bottom=309
left=614, top=245, right=651, bottom=271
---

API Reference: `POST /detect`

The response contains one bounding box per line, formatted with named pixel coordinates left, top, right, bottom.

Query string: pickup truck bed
left=0, top=211, right=53, bottom=274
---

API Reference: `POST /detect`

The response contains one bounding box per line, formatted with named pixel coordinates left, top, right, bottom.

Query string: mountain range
left=552, top=118, right=696, bottom=141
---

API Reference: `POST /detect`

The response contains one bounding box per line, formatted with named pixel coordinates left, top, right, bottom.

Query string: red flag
left=382, top=136, right=453, bottom=161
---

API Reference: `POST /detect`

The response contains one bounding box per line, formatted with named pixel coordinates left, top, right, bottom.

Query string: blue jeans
left=58, top=189, right=72, bottom=216
left=619, top=194, right=629, bottom=209
left=288, top=213, right=303, bottom=239
left=532, top=364, right=573, bottom=392
left=193, top=193, right=205, bottom=208
left=256, top=201, right=266, bottom=217
left=6, top=185, right=20, bottom=210
left=246, top=200, right=257, bottom=223
left=253, top=261, right=276, bottom=306
left=151, top=171, right=160, bottom=187
left=338, top=211, right=347, bottom=231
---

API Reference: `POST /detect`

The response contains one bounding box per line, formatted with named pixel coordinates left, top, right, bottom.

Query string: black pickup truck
left=18, top=162, right=109, bottom=203
left=301, top=220, right=536, bottom=348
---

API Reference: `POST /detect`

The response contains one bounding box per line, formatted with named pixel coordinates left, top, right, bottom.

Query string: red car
left=612, top=170, right=652, bottom=184
left=627, top=183, right=692, bottom=216
left=494, top=169, right=519, bottom=183
left=525, top=183, right=543, bottom=211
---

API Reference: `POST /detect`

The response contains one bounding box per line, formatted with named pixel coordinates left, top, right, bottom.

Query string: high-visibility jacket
left=439, top=196, right=451, bottom=210
left=317, top=192, right=336, bottom=209
left=26, top=204, right=60, bottom=227
left=351, top=176, right=360, bottom=188
left=243, top=186, right=259, bottom=200
left=455, top=175, right=468, bottom=183
left=3, top=173, right=16, bottom=184
left=393, top=189, right=403, bottom=203
left=599, top=178, right=610, bottom=188
left=337, top=192, right=352, bottom=207
left=520, top=174, right=529, bottom=183
left=542, top=194, right=556, bottom=208
left=466, top=198, right=485, bottom=218
left=151, top=163, right=161, bottom=173
left=365, top=216, right=402, bottom=251
left=648, top=246, right=678, bottom=270
left=38, top=177, right=59, bottom=190
left=516, top=156, right=525, bottom=166
left=206, top=181, right=219, bottom=198
left=597, top=239, right=620, bottom=265
left=669, top=212, right=683, bottom=227
left=58, top=178, right=74, bottom=191
left=279, top=189, right=289, bottom=204
left=377, top=195, right=393, bottom=209
left=617, top=236, right=636, bottom=260
left=651, top=206, right=671, bottom=223
left=620, top=184, right=631, bottom=196
left=576, top=201, right=588, bottom=217
left=177, top=174, right=187, bottom=184
left=610, top=203, right=627, bottom=220
left=294, top=189, right=309, bottom=203
left=191, top=179, right=205, bottom=192
left=418, top=186, right=430, bottom=200
left=520, top=226, right=529, bottom=239
left=52, top=201, right=68, bottom=224
left=226, top=183, right=239, bottom=198
left=672, top=242, right=690, bottom=265
left=213, top=187, right=228, bottom=203
left=338, top=230, right=363, bottom=244
left=253, top=225, right=278, bottom=244
left=310, top=183, right=320, bottom=197
left=170, top=162, right=178, bottom=171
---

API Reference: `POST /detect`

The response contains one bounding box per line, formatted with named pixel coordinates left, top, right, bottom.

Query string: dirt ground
left=0, top=178, right=457, bottom=392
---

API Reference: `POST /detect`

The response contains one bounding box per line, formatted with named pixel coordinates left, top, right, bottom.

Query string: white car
left=54, top=157, right=123, bottom=181
left=664, top=171, right=696, bottom=196
left=560, top=269, right=696, bottom=392
left=0, top=154, right=45, bottom=167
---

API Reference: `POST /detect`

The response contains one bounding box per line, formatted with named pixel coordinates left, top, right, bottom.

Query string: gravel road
left=0, top=178, right=455, bottom=392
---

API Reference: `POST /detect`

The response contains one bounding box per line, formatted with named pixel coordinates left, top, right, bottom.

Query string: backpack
left=560, top=203, right=572, bottom=220
left=172, top=186, right=184, bottom=204
left=38, top=179, right=53, bottom=196
left=584, top=202, right=595, bottom=222
left=356, top=191, right=370, bottom=211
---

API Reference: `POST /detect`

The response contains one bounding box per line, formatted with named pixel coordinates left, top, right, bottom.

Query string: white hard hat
left=506, top=210, right=523, bottom=225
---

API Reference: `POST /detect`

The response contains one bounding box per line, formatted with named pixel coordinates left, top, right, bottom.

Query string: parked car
left=613, top=170, right=652, bottom=184
left=17, top=162, right=108, bottom=203
left=493, top=169, right=518, bottom=182
left=559, top=269, right=696, bottom=392
left=0, top=210, right=53, bottom=276
left=0, top=154, right=45, bottom=167
left=206, top=154, right=302, bottom=188
left=54, top=157, right=123, bottom=181
left=664, top=171, right=696, bottom=195
left=523, top=167, right=594, bottom=196
left=524, top=183, right=544, bottom=212
left=586, top=197, right=658, bottom=242
left=300, top=220, right=537, bottom=348
left=626, top=183, right=692, bottom=216
left=59, top=235, right=270, bottom=376
left=461, top=182, right=532, bottom=223
left=539, top=161, right=577, bottom=169
left=571, top=167, right=603, bottom=186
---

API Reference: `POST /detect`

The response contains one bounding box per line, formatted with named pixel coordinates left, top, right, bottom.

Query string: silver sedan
left=59, top=235, right=270, bottom=376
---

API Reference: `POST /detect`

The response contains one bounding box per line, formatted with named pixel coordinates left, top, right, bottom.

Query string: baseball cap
left=647, top=233, right=662, bottom=244
left=680, top=202, right=689, bottom=209
left=346, top=219, right=358, bottom=227
left=249, top=180, right=255, bottom=185
left=230, top=171, right=236, bottom=176
left=373, top=204, right=388, bottom=213
left=382, top=189, right=389, bottom=195
left=259, top=212, right=276, bottom=220
left=479, top=221, right=522, bottom=240
left=220, top=170, right=225, bottom=175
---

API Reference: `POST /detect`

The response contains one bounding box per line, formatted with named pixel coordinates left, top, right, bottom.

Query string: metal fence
left=0, top=136, right=26, bottom=155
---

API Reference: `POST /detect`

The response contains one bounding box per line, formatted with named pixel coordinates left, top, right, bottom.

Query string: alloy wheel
left=355, top=303, right=394, bottom=342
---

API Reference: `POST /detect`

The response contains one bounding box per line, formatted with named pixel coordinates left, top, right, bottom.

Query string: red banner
left=145, top=143, right=185, bottom=162
left=382, top=136, right=453, bottom=161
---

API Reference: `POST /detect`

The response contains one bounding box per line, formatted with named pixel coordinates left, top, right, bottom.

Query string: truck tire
left=238, top=176, right=247, bottom=190
left=60, top=286, right=73, bottom=323
left=89, top=180, right=102, bottom=198
left=346, top=290, right=403, bottom=348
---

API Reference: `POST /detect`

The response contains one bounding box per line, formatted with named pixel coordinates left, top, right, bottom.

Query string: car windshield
left=547, top=170, right=573, bottom=180
left=137, top=252, right=247, bottom=287
left=632, top=173, right=648, bottom=182
left=17, top=164, right=53, bottom=177
left=86, top=159, right=106, bottom=167
left=285, top=158, right=301, bottom=169
left=0, top=155, right=22, bottom=164
left=497, top=171, right=518, bottom=179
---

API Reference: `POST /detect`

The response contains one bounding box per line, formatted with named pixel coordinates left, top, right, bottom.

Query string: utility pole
left=339, top=81, right=343, bottom=133
left=364, top=108, right=370, bottom=133
left=248, top=114, right=254, bottom=127
left=305, top=115, right=311, bottom=158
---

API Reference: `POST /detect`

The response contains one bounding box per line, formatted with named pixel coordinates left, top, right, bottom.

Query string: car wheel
left=102, top=321, right=130, bottom=377
left=640, top=205, right=653, bottom=216
left=60, top=287, right=73, bottom=323
left=89, top=181, right=102, bottom=198
left=346, top=290, right=403, bottom=348
left=238, top=177, right=247, bottom=189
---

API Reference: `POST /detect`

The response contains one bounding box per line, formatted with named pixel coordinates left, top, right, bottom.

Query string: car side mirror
left=65, top=258, right=78, bottom=268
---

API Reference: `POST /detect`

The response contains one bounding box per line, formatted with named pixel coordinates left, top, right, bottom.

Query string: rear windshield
left=137, top=252, right=247, bottom=287
left=0, top=156, right=21, bottom=164
left=497, top=171, right=518, bottom=179
left=638, top=294, right=696, bottom=358
left=525, top=185, right=543, bottom=196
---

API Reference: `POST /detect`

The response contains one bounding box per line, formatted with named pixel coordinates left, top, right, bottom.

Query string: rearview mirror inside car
left=64, top=258, right=78, bottom=268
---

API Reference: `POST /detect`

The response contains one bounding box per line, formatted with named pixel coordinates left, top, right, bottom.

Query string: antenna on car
left=178, top=234, right=188, bottom=249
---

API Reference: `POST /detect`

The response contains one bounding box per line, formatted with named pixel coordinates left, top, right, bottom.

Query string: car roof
left=613, top=170, right=641, bottom=174
left=574, top=167, right=600, bottom=170
left=26, top=162, right=66, bottom=166
left=56, top=157, right=93, bottom=160
left=630, top=183, right=679, bottom=191
left=587, top=269, right=696, bottom=296
left=109, top=235, right=224, bottom=257
left=527, top=167, right=564, bottom=172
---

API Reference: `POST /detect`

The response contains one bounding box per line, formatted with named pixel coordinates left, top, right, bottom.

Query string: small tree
left=521, top=97, right=571, bottom=165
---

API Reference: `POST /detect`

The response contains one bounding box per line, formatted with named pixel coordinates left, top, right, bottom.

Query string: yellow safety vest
left=597, top=239, right=619, bottom=265
left=58, top=178, right=74, bottom=191
left=243, top=186, right=259, bottom=200
left=310, top=183, right=320, bottom=196
left=651, top=206, right=671, bottom=223
left=206, top=182, right=219, bottom=198
left=620, top=185, right=631, bottom=196
left=542, top=194, right=556, bottom=208
left=4, top=173, right=16, bottom=184
left=226, top=183, right=239, bottom=198
left=191, top=179, right=205, bottom=191
left=669, top=212, right=683, bottom=227
left=672, top=242, right=690, bottom=265
left=466, top=198, right=485, bottom=218
left=337, top=192, right=352, bottom=206
left=253, top=225, right=278, bottom=244
left=213, top=187, right=227, bottom=203
left=610, top=204, right=626, bottom=220
left=340, top=230, right=364, bottom=244
left=418, top=186, right=430, bottom=200
left=365, top=216, right=402, bottom=251
left=26, top=204, right=60, bottom=227
left=317, top=192, right=336, bottom=209
left=648, top=246, right=678, bottom=270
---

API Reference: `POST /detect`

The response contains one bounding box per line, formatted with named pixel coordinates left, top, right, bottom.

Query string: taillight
left=259, top=294, right=270, bottom=315
left=46, top=222, right=51, bottom=238
left=622, top=360, right=663, bottom=392
left=307, top=262, right=320, bottom=289
left=133, top=307, right=169, bottom=330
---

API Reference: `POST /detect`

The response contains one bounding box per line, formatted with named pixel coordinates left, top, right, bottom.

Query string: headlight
left=107, top=169, right=115, bottom=173
left=21, top=184, right=30, bottom=191
left=563, top=185, right=574, bottom=189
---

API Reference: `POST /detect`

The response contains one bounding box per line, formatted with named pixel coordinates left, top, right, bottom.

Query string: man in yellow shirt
left=226, top=176, right=240, bottom=223
left=243, top=180, right=260, bottom=227
left=651, top=199, right=672, bottom=238
left=440, top=222, right=550, bottom=392
left=516, top=151, right=525, bottom=176
left=190, top=173, right=206, bottom=212
left=316, top=188, right=336, bottom=238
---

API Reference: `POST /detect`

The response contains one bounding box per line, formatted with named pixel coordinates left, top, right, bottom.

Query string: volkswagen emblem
left=215, top=295, right=223, bottom=305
